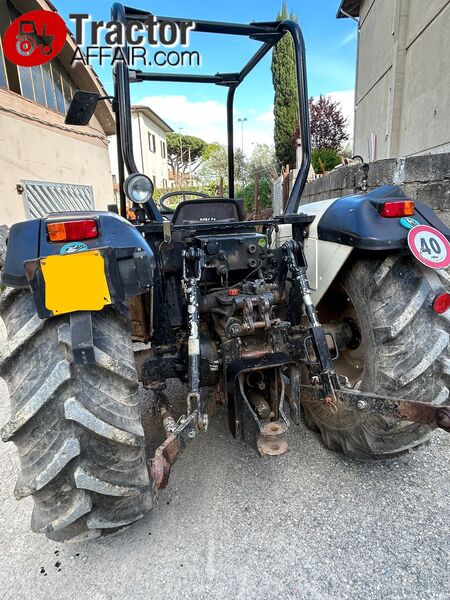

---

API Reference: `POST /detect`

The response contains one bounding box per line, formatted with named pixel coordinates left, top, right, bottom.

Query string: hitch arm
left=282, top=240, right=338, bottom=397
left=301, top=385, right=450, bottom=432
left=183, top=247, right=208, bottom=430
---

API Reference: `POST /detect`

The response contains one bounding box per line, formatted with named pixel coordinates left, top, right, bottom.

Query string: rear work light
left=47, top=219, right=99, bottom=242
left=433, top=293, right=450, bottom=314
left=379, top=200, right=415, bottom=218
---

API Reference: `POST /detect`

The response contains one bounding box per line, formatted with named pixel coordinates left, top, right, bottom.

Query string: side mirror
left=65, top=90, right=99, bottom=126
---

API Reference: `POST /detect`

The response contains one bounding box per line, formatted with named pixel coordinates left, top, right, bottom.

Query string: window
left=51, top=62, right=65, bottom=113
left=148, top=133, right=156, bottom=152
left=41, top=61, right=56, bottom=111
left=31, top=66, right=46, bottom=105
left=160, top=140, right=166, bottom=158
left=5, top=1, right=77, bottom=114
left=162, top=178, right=168, bottom=188
left=0, top=39, right=7, bottom=89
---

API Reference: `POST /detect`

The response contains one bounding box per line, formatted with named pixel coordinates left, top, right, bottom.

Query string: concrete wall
left=0, top=89, right=113, bottom=226
left=300, top=153, right=450, bottom=227
left=354, top=0, right=450, bottom=161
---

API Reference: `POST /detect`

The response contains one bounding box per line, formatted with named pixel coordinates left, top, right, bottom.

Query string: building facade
left=0, top=0, right=115, bottom=226
left=338, top=0, right=450, bottom=161
left=109, top=105, right=172, bottom=197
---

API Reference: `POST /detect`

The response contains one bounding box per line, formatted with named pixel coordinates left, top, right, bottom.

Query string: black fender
left=317, top=185, right=450, bottom=250
left=2, top=211, right=155, bottom=311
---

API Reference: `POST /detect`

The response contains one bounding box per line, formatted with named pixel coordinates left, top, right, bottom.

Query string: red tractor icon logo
left=16, top=20, right=54, bottom=57
left=4, top=10, right=66, bottom=67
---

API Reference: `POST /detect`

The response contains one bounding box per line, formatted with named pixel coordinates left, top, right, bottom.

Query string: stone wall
left=300, top=153, right=450, bottom=226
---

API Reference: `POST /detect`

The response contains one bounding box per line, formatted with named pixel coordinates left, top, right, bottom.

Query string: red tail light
left=433, top=293, right=450, bottom=314
left=379, top=201, right=415, bottom=218
left=47, top=219, right=99, bottom=242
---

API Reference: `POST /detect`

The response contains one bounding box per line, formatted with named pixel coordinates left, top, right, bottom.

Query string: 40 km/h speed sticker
left=408, top=225, right=450, bottom=270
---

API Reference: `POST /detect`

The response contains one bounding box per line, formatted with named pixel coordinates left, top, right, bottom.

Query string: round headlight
left=124, top=174, right=154, bottom=204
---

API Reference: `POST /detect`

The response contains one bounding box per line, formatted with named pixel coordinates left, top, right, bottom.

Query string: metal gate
left=21, top=180, right=94, bottom=219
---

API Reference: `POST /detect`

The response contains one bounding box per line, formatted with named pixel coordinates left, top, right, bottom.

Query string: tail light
left=47, top=219, right=99, bottom=242
left=379, top=201, right=415, bottom=218
left=433, top=293, right=450, bottom=314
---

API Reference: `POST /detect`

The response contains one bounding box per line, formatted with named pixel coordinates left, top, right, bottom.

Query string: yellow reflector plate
left=41, top=251, right=111, bottom=315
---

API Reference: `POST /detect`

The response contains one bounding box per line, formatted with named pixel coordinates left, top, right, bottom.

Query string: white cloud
left=339, top=29, right=357, bottom=47
left=135, top=94, right=274, bottom=155
left=255, top=109, right=274, bottom=124
left=135, top=91, right=355, bottom=155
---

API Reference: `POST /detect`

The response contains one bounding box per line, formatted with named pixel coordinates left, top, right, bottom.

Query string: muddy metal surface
left=0, top=323, right=449, bottom=600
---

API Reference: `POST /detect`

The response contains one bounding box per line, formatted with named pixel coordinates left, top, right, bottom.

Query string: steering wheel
left=159, top=190, right=210, bottom=213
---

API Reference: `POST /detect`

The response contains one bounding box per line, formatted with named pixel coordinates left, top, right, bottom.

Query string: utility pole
left=188, top=147, right=192, bottom=186
left=254, top=172, right=260, bottom=217
left=238, top=117, right=247, bottom=154
left=178, top=127, right=183, bottom=183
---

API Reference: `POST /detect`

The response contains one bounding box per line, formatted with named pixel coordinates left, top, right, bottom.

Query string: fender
left=317, top=185, right=450, bottom=249
left=2, top=210, right=156, bottom=318
left=275, top=185, right=450, bottom=305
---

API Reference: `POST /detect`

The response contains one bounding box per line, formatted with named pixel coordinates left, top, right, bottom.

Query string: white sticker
left=408, top=225, right=450, bottom=270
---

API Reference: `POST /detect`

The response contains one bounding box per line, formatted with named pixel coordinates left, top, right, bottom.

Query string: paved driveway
left=0, top=321, right=449, bottom=600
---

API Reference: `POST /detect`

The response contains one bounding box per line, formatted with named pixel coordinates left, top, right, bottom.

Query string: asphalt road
left=0, top=320, right=449, bottom=600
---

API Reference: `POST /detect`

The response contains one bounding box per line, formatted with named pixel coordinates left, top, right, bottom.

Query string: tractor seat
left=172, top=198, right=244, bottom=225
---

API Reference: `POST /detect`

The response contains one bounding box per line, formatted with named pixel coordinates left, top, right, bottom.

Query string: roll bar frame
left=111, top=3, right=311, bottom=221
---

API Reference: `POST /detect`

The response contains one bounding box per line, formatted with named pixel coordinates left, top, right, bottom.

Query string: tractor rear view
left=1, top=3, right=449, bottom=543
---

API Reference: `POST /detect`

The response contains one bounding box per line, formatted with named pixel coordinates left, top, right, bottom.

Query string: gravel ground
left=0, top=320, right=449, bottom=600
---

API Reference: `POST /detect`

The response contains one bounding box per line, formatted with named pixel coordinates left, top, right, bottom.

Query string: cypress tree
left=271, top=2, right=299, bottom=169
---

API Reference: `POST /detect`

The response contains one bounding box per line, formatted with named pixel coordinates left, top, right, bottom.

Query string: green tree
left=166, top=133, right=207, bottom=176
left=198, top=144, right=247, bottom=189
left=202, top=142, right=222, bottom=161
left=311, top=148, right=341, bottom=174
left=247, top=144, right=278, bottom=180
left=239, top=178, right=272, bottom=214
left=271, top=2, right=299, bottom=170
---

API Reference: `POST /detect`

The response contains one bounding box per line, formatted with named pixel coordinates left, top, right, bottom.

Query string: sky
left=56, top=0, right=357, bottom=153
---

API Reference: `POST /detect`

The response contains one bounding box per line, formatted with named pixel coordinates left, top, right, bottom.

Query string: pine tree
left=271, top=2, right=299, bottom=169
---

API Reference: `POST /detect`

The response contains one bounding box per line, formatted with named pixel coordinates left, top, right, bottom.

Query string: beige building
left=0, top=0, right=115, bottom=226
left=338, top=0, right=450, bottom=161
left=109, top=105, right=172, bottom=196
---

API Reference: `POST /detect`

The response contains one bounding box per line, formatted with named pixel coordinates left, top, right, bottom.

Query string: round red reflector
left=433, top=293, right=450, bottom=314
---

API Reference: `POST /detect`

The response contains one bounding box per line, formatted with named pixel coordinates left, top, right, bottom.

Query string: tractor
left=1, top=3, right=449, bottom=542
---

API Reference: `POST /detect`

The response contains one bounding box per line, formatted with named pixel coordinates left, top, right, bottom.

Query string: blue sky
left=56, top=0, right=357, bottom=150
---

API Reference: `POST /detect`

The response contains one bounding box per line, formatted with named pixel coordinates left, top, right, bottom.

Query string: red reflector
left=228, top=289, right=239, bottom=296
left=433, top=293, right=450, bottom=314
left=47, top=219, right=98, bottom=242
left=379, top=201, right=415, bottom=218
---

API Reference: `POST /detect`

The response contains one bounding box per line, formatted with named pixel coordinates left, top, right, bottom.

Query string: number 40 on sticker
left=408, top=225, right=450, bottom=270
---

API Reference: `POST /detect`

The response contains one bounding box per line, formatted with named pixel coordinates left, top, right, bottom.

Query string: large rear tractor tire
left=0, top=288, right=152, bottom=541
left=302, top=254, right=450, bottom=458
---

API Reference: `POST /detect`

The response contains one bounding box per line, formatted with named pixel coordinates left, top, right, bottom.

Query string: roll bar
left=111, top=3, right=311, bottom=220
